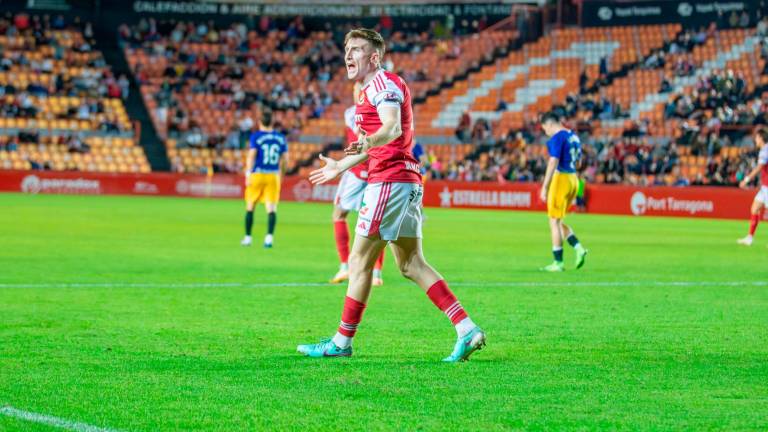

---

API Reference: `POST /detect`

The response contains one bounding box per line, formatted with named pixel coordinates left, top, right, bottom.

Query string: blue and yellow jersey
left=546, top=129, right=581, bottom=174
left=249, top=130, right=287, bottom=173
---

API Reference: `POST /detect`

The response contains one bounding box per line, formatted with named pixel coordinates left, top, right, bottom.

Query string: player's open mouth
left=346, top=63, right=356, bottom=73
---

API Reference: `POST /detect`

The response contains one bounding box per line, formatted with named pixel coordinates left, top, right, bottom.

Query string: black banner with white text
left=581, top=1, right=759, bottom=27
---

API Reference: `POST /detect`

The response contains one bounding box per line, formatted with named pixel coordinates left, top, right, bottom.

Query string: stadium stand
left=426, top=24, right=681, bottom=136
left=430, top=19, right=768, bottom=187
left=0, top=13, right=150, bottom=173
left=3, top=7, right=766, bottom=187
left=121, top=17, right=517, bottom=174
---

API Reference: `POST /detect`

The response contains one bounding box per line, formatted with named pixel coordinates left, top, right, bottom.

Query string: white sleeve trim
left=367, top=74, right=404, bottom=109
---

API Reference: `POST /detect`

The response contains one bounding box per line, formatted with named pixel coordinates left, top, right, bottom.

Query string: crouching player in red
left=331, top=84, right=385, bottom=286
left=299, top=28, right=485, bottom=362
left=737, top=128, right=768, bottom=246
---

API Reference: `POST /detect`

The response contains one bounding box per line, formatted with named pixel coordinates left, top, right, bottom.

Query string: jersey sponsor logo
left=359, top=206, right=369, bottom=216
left=357, top=221, right=368, bottom=230
left=404, top=161, right=420, bottom=173
left=630, top=191, right=714, bottom=216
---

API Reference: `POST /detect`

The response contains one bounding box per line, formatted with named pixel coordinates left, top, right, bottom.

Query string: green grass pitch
left=1, top=192, right=767, bottom=431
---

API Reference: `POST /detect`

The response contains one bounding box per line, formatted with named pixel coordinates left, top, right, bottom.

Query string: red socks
left=334, top=220, right=350, bottom=264
left=750, top=213, right=761, bottom=236
left=374, top=250, right=385, bottom=270
left=426, top=280, right=468, bottom=325
left=338, top=296, right=367, bottom=337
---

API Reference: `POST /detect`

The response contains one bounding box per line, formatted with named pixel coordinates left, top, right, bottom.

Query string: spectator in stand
left=237, top=112, right=254, bottom=148
left=66, top=134, right=90, bottom=153
left=455, top=110, right=471, bottom=143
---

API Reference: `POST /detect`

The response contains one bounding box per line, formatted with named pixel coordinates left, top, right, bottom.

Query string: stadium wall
left=0, top=171, right=759, bottom=220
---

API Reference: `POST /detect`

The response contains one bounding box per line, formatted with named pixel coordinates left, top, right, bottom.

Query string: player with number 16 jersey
left=241, top=110, right=287, bottom=249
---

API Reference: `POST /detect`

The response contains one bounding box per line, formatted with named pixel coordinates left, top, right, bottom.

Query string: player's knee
left=333, top=209, right=348, bottom=221
left=397, top=256, right=423, bottom=280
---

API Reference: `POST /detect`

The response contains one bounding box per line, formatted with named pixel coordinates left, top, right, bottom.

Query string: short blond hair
left=344, top=28, right=386, bottom=57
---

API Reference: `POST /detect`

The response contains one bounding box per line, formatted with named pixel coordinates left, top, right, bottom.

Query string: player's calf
left=264, top=211, right=276, bottom=248
left=241, top=210, right=254, bottom=246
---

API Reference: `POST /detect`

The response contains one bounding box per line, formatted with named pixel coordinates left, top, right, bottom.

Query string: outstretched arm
left=309, top=153, right=369, bottom=185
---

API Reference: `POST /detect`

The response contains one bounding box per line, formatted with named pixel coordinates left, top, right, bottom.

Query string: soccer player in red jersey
left=298, top=28, right=486, bottom=361
left=331, top=83, right=385, bottom=286
left=737, top=128, right=768, bottom=246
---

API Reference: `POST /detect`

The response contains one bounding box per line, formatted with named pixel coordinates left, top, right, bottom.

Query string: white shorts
left=755, top=186, right=768, bottom=204
left=334, top=171, right=367, bottom=212
left=355, top=182, right=423, bottom=241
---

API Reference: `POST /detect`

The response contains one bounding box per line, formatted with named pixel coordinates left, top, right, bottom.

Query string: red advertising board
left=0, top=170, right=759, bottom=220
left=0, top=170, right=244, bottom=198
left=586, top=184, right=756, bottom=219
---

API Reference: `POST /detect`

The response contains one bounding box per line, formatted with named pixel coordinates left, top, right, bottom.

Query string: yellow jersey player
left=241, top=109, right=288, bottom=248
left=539, top=112, right=588, bottom=271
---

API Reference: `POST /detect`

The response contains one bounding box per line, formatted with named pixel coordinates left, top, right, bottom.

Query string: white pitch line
left=0, top=406, right=122, bottom=432
left=455, top=281, right=768, bottom=287
left=0, top=281, right=766, bottom=289
left=0, top=282, right=332, bottom=288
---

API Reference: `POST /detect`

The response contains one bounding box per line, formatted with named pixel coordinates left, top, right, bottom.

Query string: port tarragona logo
left=630, top=191, right=647, bottom=215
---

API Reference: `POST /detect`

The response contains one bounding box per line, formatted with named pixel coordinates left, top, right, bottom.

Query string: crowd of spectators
left=0, top=13, right=131, bottom=102
left=0, top=13, right=130, bottom=155
left=426, top=128, right=760, bottom=187
left=120, top=16, right=342, bottom=146
left=432, top=124, right=685, bottom=184
left=121, top=15, right=485, bottom=150
left=445, top=15, right=768, bottom=186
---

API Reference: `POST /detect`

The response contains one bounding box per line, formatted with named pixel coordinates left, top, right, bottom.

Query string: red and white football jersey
left=355, top=69, right=421, bottom=184
left=344, top=105, right=368, bottom=180
left=759, top=145, right=768, bottom=187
